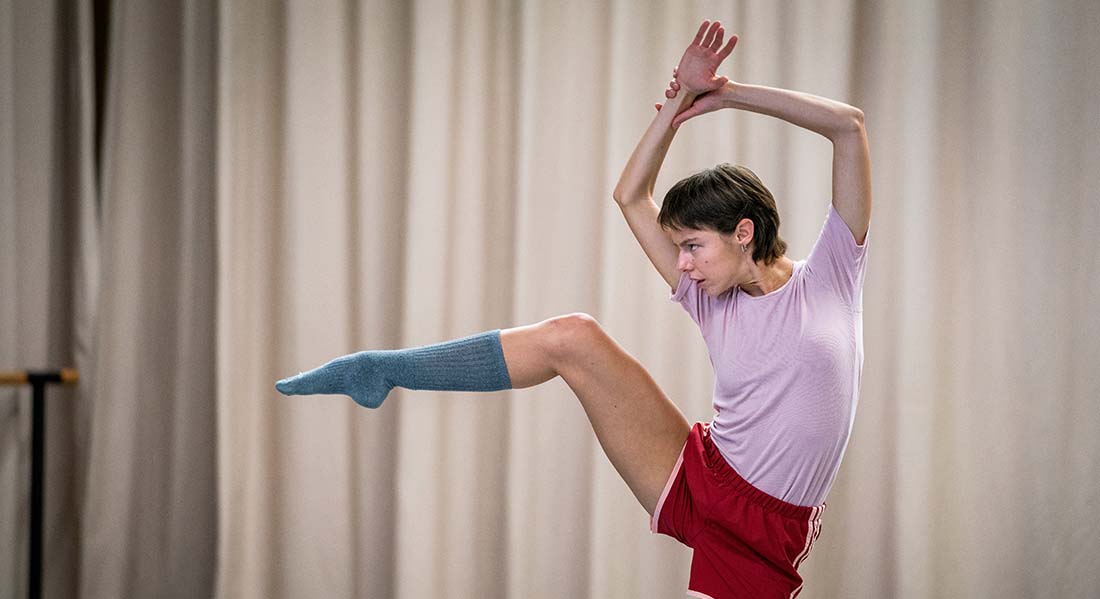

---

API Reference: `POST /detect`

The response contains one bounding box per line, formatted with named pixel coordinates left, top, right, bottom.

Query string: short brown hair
left=658, top=163, right=788, bottom=265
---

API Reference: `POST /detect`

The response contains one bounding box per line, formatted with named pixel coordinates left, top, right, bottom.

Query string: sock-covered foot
left=275, top=330, right=513, bottom=409
left=276, top=351, right=395, bottom=408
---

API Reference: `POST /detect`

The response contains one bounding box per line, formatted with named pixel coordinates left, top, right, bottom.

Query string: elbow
left=612, top=186, right=640, bottom=207
left=840, top=106, right=865, bottom=133
left=827, top=106, right=865, bottom=140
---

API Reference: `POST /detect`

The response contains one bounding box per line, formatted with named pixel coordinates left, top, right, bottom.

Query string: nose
left=677, top=250, right=693, bottom=272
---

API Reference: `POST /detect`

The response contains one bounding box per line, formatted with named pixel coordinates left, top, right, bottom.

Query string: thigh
left=501, top=314, right=691, bottom=515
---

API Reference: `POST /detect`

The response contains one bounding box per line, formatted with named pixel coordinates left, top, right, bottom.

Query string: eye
left=687, top=243, right=700, bottom=251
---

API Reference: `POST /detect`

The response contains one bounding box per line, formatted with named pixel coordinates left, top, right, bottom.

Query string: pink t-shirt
left=671, top=205, right=869, bottom=507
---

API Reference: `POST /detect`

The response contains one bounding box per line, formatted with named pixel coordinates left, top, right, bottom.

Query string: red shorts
left=651, top=423, right=825, bottom=599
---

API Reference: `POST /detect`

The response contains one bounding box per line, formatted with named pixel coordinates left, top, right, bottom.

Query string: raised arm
left=671, top=27, right=872, bottom=244
left=613, top=21, right=737, bottom=290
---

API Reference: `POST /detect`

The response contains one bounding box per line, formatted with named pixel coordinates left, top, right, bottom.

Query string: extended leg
left=276, top=313, right=690, bottom=514
left=501, top=313, right=690, bottom=515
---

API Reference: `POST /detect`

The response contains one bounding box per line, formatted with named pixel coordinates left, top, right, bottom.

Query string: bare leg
left=501, top=313, right=690, bottom=515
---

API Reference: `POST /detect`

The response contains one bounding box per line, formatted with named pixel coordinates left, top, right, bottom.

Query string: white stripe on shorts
left=793, top=505, right=822, bottom=569
left=789, top=506, right=822, bottom=598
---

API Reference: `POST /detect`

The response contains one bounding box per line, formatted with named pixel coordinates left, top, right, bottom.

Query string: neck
left=739, top=256, right=793, bottom=297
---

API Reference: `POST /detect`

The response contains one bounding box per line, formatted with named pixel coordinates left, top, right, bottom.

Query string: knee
left=541, top=312, right=604, bottom=362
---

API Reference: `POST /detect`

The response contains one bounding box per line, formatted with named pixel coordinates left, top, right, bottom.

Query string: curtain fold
left=79, top=0, right=218, bottom=596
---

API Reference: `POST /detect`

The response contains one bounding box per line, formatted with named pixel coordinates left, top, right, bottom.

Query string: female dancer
left=277, top=20, right=870, bottom=599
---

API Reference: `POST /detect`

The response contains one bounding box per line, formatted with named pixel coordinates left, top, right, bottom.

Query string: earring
left=740, top=245, right=747, bottom=253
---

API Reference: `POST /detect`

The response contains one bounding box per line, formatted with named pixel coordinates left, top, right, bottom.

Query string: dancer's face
left=669, top=226, right=747, bottom=296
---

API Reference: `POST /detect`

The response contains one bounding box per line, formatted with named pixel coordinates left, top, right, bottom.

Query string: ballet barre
left=0, top=368, right=79, bottom=599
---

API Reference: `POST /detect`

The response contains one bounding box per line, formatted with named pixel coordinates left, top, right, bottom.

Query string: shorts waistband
left=700, top=422, right=825, bottom=521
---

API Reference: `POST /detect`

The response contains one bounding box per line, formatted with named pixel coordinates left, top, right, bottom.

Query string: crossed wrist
left=719, top=81, right=739, bottom=105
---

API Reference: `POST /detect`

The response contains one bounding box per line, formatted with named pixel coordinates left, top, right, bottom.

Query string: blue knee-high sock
left=275, top=330, right=513, bottom=409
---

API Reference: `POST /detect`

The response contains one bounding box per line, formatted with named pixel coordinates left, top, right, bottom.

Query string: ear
left=735, top=218, right=755, bottom=247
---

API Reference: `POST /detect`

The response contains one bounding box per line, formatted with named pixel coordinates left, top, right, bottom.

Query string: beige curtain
left=2, top=0, right=1098, bottom=598
left=79, top=0, right=219, bottom=597
left=0, top=1, right=96, bottom=597
left=2, top=0, right=217, bottom=597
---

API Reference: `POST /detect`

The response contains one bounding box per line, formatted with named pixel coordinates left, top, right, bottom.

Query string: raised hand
left=674, top=20, right=737, bottom=96
left=656, top=64, right=733, bottom=129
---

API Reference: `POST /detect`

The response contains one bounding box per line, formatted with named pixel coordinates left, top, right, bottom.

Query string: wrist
left=664, top=90, right=698, bottom=113
left=719, top=81, right=739, bottom=108
left=679, top=82, right=710, bottom=96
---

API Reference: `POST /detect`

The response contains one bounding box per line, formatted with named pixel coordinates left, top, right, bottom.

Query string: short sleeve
left=671, top=270, right=721, bottom=328
left=805, top=205, right=870, bottom=309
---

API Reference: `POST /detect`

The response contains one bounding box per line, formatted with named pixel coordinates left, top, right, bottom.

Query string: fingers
left=672, top=97, right=717, bottom=128
left=692, top=20, right=709, bottom=45
left=698, top=20, right=736, bottom=54
left=701, top=21, right=720, bottom=48
left=672, top=107, right=699, bottom=129
left=718, top=35, right=738, bottom=61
